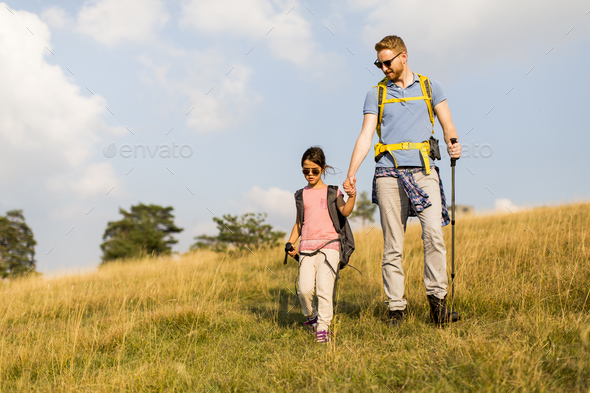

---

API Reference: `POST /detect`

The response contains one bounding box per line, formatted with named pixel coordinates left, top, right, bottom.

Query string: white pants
left=376, top=169, right=448, bottom=311
left=297, top=248, right=339, bottom=332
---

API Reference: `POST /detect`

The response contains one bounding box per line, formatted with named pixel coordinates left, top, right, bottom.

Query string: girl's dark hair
left=301, top=146, right=336, bottom=177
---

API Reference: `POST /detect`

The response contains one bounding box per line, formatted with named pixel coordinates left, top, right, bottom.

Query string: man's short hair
left=375, top=35, right=407, bottom=54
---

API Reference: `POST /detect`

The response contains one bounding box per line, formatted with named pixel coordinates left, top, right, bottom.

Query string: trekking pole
left=450, top=138, right=458, bottom=316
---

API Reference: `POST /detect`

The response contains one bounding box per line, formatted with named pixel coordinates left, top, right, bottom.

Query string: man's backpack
left=294, top=185, right=355, bottom=270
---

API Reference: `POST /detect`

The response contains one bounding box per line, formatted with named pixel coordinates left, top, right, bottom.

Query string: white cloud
left=137, top=1, right=345, bottom=134
left=495, top=198, right=519, bottom=214
left=185, top=63, right=259, bottom=132
left=72, top=162, right=123, bottom=198
left=0, top=5, right=119, bottom=175
left=353, top=0, right=589, bottom=74
left=0, top=4, right=126, bottom=196
left=232, top=186, right=296, bottom=237
left=47, top=162, right=125, bottom=199
left=139, top=50, right=261, bottom=132
left=243, top=186, right=295, bottom=218
left=190, top=221, right=218, bottom=237
left=180, top=0, right=276, bottom=36
left=76, top=0, right=169, bottom=46
left=48, top=204, right=96, bottom=221
left=180, top=0, right=343, bottom=77
left=41, top=6, right=73, bottom=29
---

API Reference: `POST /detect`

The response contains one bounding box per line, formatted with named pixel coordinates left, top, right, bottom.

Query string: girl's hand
left=344, top=187, right=356, bottom=198
left=343, top=179, right=355, bottom=193
left=288, top=247, right=298, bottom=258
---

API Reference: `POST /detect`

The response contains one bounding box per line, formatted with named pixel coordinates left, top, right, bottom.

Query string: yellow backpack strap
left=417, top=74, right=435, bottom=133
left=373, top=74, right=434, bottom=172
left=376, top=77, right=388, bottom=139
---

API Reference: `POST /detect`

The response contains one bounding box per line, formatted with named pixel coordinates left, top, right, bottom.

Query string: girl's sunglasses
left=302, top=168, right=321, bottom=176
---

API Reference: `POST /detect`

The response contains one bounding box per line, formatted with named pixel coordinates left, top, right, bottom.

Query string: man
left=344, top=35, right=461, bottom=326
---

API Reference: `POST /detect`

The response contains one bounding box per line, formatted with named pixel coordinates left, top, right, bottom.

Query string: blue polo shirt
left=363, top=73, right=446, bottom=168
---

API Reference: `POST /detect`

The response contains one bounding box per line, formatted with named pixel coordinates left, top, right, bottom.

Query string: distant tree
left=100, top=203, right=183, bottom=263
left=192, top=213, right=285, bottom=253
left=0, top=210, right=37, bottom=277
left=350, top=191, right=377, bottom=228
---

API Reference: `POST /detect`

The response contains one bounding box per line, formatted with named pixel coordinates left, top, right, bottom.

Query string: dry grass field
left=1, top=202, right=589, bottom=392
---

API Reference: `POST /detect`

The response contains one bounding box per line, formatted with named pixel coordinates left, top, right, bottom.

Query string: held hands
left=447, top=140, right=462, bottom=159
left=343, top=177, right=357, bottom=198
left=346, top=187, right=357, bottom=198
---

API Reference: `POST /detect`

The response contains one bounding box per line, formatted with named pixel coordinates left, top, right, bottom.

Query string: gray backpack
left=294, top=185, right=355, bottom=270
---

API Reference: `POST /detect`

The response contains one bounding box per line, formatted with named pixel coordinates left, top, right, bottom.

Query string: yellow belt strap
left=374, top=141, right=431, bottom=174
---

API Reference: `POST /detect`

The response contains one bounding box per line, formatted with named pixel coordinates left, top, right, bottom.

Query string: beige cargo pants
left=297, top=248, right=339, bottom=332
left=375, top=168, right=448, bottom=311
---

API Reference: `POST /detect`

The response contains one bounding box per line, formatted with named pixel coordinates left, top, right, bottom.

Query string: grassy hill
left=2, top=203, right=589, bottom=392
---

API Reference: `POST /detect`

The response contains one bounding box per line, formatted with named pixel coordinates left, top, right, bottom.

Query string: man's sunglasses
left=374, top=51, right=404, bottom=69
left=302, top=168, right=321, bottom=176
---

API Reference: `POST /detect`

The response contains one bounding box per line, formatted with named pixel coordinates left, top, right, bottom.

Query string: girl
left=286, top=147, right=356, bottom=343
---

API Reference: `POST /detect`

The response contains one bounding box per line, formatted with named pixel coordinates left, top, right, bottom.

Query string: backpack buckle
left=400, top=142, right=410, bottom=150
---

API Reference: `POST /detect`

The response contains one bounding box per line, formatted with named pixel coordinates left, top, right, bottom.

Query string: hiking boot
left=315, top=330, right=332, bottom=343
left=388, top=309, right=404, bottom=327
left=304, top=316, right=318, bottom=332
left=427, top=294, right=460, bottom=325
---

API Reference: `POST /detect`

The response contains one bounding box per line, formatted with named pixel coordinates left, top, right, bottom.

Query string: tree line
left=0, top=192, right=376, bottom=276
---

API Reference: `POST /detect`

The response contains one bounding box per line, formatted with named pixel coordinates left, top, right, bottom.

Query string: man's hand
left=447, top=140, right=461, bottom=159
left=343, top=177, right=357, bottom=193
left=343, top=177, right=357, bottom=198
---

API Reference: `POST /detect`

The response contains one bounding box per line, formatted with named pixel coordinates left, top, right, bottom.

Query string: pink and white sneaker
left=304, top=316, right=318, bottom=332
left=315, top=330, right=332, bottom=343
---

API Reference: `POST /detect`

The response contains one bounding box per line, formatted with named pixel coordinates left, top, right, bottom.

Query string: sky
left=1, top=0, right=589, bottom=274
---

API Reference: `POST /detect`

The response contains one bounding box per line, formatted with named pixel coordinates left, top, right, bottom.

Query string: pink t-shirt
left=299, top=186, right=342, bottom=252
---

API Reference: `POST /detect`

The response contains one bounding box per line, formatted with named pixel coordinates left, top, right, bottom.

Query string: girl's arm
left=337, top=191, right=356, bottom=217
left=287, top=214, right=300, bottom=257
